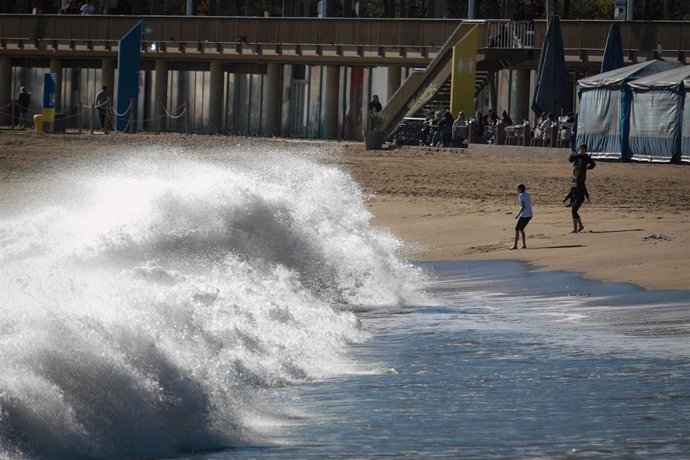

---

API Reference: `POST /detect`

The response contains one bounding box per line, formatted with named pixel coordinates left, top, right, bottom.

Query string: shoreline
left=341, top=143, right=690, bottom=292
left=0, top=131, right=688, bottom=291
left=368, top=197, right=689, bottom=291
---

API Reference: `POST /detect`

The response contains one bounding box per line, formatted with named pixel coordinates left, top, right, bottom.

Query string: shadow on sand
left=529, top=244, right=586, bottom=250
left=585, top=228, right=644, bottom=234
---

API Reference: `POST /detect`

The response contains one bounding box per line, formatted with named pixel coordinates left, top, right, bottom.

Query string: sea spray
left=0, top=143, right=427, bottom=458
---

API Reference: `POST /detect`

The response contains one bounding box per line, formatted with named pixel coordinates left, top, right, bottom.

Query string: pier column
left=386, top=65, right=401, bottom=101
left=262, top=62, right=282, bottom=137
left=101, top=58, right=115, bottom=96
left=0, top=57, right=11, bottom=126
left=488, top=71, right=497, bottom=111
left=513, top=69, right=530, bottom=124
left=208, top=60, right=224, bottom=133
left=154, top=59, right=169, bottom=132
left=323, top=65, right=340, bottom=139
left=49, top=59, right=63, bottom=112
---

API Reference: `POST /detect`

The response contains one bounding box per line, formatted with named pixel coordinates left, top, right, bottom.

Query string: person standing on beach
left=511, top=184, right=533, bottom=250
left=563, top=167, right=590, bottom=233
left=95, top=86, right=109, bottom=130
left=569, top=143, right=596, bottom=183
left=367, top=95, right=383, bottom=130
left=16, top=86, right=31, bottom=128
left=368, top=95, right=382, bottom=114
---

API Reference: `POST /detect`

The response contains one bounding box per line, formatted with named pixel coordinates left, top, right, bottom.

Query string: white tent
left=576, top=60, right=682, bottom=160
left=628, top=65, right=690, bottom=162
left=683, top=77, right=690, bottom=163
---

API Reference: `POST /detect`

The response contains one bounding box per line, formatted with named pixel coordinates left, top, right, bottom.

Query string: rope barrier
left=49, top=105, right=83, bottom=121
left=111, top=118, right=131, bottom=134
left=160, top=102, right=187, bottom=120
left=139, top=113, right=168, bottom=124
left=111, top=102, right=132, bottom=118
left=0, top=98, right=189, bottom=135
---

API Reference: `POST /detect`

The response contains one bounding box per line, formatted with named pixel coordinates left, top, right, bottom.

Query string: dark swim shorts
left=515, top=216, right=532, bottom=231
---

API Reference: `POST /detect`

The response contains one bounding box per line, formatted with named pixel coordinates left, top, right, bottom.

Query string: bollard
left=496, top=124, right=505, bottom=145
left=129, top=98, right=135, bottom=133
left=184, top=99, right=190, bottom=134
left=90, top=104, right=95, bottom=134
left=104, top=98, right=110, bottom=134
left=522, top=124, right=530, bottom=146
left=33, top=114, right=43, bottom=132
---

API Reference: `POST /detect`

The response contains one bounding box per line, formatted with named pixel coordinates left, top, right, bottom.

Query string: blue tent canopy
left=601, top=23, right=624, bottom=73
left=576, top=60, right=683, bottom=161
left=628, top=65, right=690, bottom=163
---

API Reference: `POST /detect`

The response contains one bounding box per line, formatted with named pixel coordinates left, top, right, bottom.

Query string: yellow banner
left=450, top=25, right=478, bottom=119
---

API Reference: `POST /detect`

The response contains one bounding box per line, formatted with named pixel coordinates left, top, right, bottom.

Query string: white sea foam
left=0, top=144, right=427, bottom=458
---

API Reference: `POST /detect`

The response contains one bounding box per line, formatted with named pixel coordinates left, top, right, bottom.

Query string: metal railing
left=485, top=20, right=535, bottom=49
left=2, top=15, right=690, bottom=61
left=0, top=15, right=460, bottom=49
left=534, top=19, right=690, bottom=54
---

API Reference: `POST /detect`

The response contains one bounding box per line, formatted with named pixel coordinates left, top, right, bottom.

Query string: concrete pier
left=208, top=60, right=223, bottom=132
left=323, top=65, right=340, bottom=139
left=513, top=68, right=530, bottom=124
left=387, top=64, right=401, bottom=101
left=0, top=57, right=11, bottom=125
left=262, top=62, right=281, bottom=137
left=154, top=59, right=169, bottom=131
left=49, top=59, right=63, bottom=111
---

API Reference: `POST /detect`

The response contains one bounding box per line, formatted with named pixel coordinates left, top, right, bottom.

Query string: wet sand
left=1, top=130, right=688, bottom=291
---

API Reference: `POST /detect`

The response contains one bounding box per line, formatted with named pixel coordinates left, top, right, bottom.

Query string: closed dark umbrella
left=601, top=23, right=624, bottom=73
left=531, top=15, right=567, bottom=117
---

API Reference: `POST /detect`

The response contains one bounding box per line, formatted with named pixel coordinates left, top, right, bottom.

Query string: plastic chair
left=559, top=127, right=572, bottom=148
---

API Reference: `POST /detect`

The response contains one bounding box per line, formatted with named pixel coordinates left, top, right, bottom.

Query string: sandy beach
left=1, top=130, right=688, bottom=291
left=342, top=143, right=690, bottom=291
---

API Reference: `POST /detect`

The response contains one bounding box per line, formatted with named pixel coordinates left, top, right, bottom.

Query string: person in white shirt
left=81, top=0, right=95, bottom=15
left=511, top=183, right=533, bottom=250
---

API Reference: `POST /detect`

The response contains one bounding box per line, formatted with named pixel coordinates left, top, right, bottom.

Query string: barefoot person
left=563, top=167, right=590, bottom=233
left=511, top=184, right=533, bottom=250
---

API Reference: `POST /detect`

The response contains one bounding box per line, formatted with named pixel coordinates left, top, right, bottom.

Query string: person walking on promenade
left=511, top=183, right=533, bottom=250
left=81, top=0, right=96, bottom=15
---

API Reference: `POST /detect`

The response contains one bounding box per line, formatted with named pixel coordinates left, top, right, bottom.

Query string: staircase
left=379, top=21, right=501, bottom=136
left=414, top=70, right=490, bottom=118
left=378, top=21, right=477, bottom=140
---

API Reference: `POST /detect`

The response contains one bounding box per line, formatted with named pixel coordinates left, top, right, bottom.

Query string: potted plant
left=363, top=110, right=386, bottom=150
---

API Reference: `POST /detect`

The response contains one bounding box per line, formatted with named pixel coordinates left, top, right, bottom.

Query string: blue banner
left=43, top=73, right=56, bottom=109
left=42, top=72, right=57, bottom=132
left=116, top=22, right=142, bottom=132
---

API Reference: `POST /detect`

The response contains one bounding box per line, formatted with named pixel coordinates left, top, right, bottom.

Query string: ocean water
left=228, top=261, right=690, bottom=459
left=1, top=144, right=689, bottom=459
